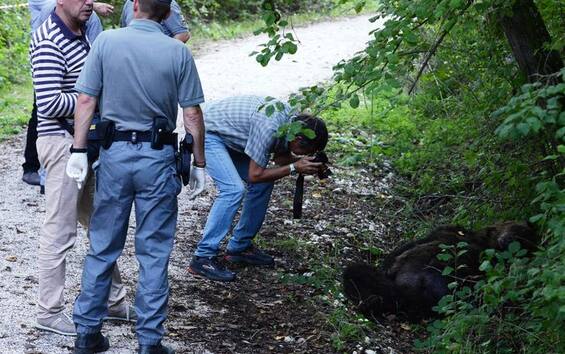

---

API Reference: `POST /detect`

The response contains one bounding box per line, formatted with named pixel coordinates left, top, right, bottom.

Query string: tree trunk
left=500, top=0, right=563, bottom=84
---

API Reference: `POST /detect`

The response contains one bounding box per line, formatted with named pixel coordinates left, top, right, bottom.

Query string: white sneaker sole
left=34, top=322, right=77, bottom=336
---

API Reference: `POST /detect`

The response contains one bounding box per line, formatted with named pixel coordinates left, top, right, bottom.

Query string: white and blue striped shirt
left=30, top=11, right=91, bottom=136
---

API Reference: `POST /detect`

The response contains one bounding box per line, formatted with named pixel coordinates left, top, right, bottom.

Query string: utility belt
left=62, top=115, right=194, bottom=186
left=97, top=117, right=195, bottom=186
left=112, top=130, right=177, bottom=146
left=98, top=116, right=176, bottom=150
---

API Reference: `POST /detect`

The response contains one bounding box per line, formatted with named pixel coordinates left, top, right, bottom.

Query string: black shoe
left=188, top=256, right=236, bottom=282
left=74, top=332, right=110, bottom=354
left=225, top=245, right=275, bottom=266
left=22, top=171, right=41, bottom=186
left=139, top=343, right=175, bottom=354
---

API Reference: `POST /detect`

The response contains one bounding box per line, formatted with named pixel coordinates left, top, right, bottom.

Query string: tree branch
left=408, top=1, right=474, bottom=95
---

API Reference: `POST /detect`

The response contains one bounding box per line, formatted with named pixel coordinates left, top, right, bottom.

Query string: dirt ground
left=0, top=14, right=420, bottom=354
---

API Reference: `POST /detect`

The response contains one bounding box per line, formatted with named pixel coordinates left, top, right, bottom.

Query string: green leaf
left=265, top=105, right=275, bottom=117
left=479, top=260, right=491, bottom=272
left=529, top=214, right=544, bottom=223
left=508, top=241, right=521, bottom=254
left=302, top=128, right=316, bottom=139
left=275, top=102, right=285, bottom=112
left=286, top=42, right=298, bottom=54
left=517, top=123, right=530, bottom=136
left=442, top=266, right=454, bottom=276
left=437, top=253, right=452, bottom=262
left=349, top=94, right=360, bottom=108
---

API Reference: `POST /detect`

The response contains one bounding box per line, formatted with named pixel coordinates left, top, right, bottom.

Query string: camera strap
left=293, top=174, right=305, bottom=219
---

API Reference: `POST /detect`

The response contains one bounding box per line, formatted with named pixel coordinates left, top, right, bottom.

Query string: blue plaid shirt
left=204, top=95, right=292, bottom=168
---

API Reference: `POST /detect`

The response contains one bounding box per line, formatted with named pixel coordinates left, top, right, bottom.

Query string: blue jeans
left=194, top=133, right=274, bottom=257
left=73, top=142, right=181, bottom=346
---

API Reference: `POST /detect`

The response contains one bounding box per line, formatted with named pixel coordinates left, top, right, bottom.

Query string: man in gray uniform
left=65, top=0, right=205, bottom=352
left=120, top=0, right=190, bottom=42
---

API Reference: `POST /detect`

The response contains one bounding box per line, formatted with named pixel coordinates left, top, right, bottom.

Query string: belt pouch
left=95, top=120, right=115, bottom=149
left=151, top=116, right=169, bottom=150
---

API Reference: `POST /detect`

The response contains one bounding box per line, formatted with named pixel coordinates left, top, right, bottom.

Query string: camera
left=312, top=151, right=332, bottom=179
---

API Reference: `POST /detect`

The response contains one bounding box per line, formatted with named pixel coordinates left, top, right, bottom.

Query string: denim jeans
left=194, top=133, right=274, bottom=257
left=73, top=142, right=181, bottom=346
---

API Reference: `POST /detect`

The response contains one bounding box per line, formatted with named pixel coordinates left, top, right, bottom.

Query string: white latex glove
left=187, top=166, right=206, bottom=199
left=66, top=152, right=88, bottom=189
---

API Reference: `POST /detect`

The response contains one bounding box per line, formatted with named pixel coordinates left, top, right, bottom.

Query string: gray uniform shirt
left=120, top=0, right=188, bottom=38
left=75, top=19, right=204, bottom=131
left=204, top=95, right=291, bottom=168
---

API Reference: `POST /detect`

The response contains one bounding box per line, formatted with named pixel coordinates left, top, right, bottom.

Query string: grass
left=0, top=78, right=33, bottom=141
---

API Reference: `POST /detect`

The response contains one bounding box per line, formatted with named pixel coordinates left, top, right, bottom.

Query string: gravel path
left=0, top=14, right=381, bottom=353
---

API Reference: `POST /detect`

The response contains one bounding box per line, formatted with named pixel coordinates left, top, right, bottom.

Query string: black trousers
left=22, top=97, right=40, bottom=173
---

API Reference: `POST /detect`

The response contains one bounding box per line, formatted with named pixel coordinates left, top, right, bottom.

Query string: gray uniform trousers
left=73, top=141, right=181, bottom=345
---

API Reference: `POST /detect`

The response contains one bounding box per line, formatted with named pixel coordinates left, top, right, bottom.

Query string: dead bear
left=342, top=221, right=539, bottom=322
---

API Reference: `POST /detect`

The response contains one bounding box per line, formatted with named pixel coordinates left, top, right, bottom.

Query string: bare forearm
left=249, top=163, right=291, bottom=183
left=249, top=156, right=323, bottom=183
left=73, top=94, right=97, bottom=149
left=183, top=106, right=205, bottom=165
left=174, top=32, right=190, bottom=43
left=273, top=153, right=299, bottom=166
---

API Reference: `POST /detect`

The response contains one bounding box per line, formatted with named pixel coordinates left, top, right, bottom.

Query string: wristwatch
left=70, top=145, right=88, bottom=154
left=289, top=163, right=297, bottom=176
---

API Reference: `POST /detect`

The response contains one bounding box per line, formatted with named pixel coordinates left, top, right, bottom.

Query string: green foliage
left=177, top=0, right=335, bottom=23
left=298, top=0, right=564, bottom=350
left=0, top=2, right=30, bottom=91
left=0, top=3, right=31, bottom=139
left=415, top=239, right=565, bottom=353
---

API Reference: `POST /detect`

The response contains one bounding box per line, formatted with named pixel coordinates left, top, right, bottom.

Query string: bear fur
left=343, top=221, right=539, bottom=322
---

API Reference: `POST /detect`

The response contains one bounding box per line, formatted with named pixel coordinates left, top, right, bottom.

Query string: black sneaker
left=139, top=343, right=175, bottom=354
left=225, top=245, right=275, bottom=266
left=74, top=332, right=110, bottom=354
left=188, top=256, right=236, bottom=282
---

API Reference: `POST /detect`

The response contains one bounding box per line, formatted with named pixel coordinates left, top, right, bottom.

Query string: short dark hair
left=293, top=114, right=328, bottom=152
left=138, top=0, right=170, bottom=23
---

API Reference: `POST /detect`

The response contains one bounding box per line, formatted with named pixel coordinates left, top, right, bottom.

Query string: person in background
left=120, top=0, right=190, bottom=42
left=22, top=0, right=113, bottom=186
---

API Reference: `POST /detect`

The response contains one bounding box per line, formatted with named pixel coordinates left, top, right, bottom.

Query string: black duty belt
left=113, top=130, right=176, bottom=145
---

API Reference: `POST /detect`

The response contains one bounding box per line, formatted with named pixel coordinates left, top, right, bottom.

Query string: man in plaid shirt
left=188, top=95, right=329, bottom=282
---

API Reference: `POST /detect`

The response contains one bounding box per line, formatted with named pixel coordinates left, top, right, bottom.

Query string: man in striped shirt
left=30, top=0, right=131, bottom=336
left=22, top=0, right=110, bottom=186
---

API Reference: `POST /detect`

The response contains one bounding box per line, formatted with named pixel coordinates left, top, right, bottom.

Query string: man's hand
left=294, top=157, right=323, bottom=175
left=93, top=2, right=114, bottom=17
left=187, top=166, right=206, bottom=199
left=66, top=152, right=88, bottom=189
